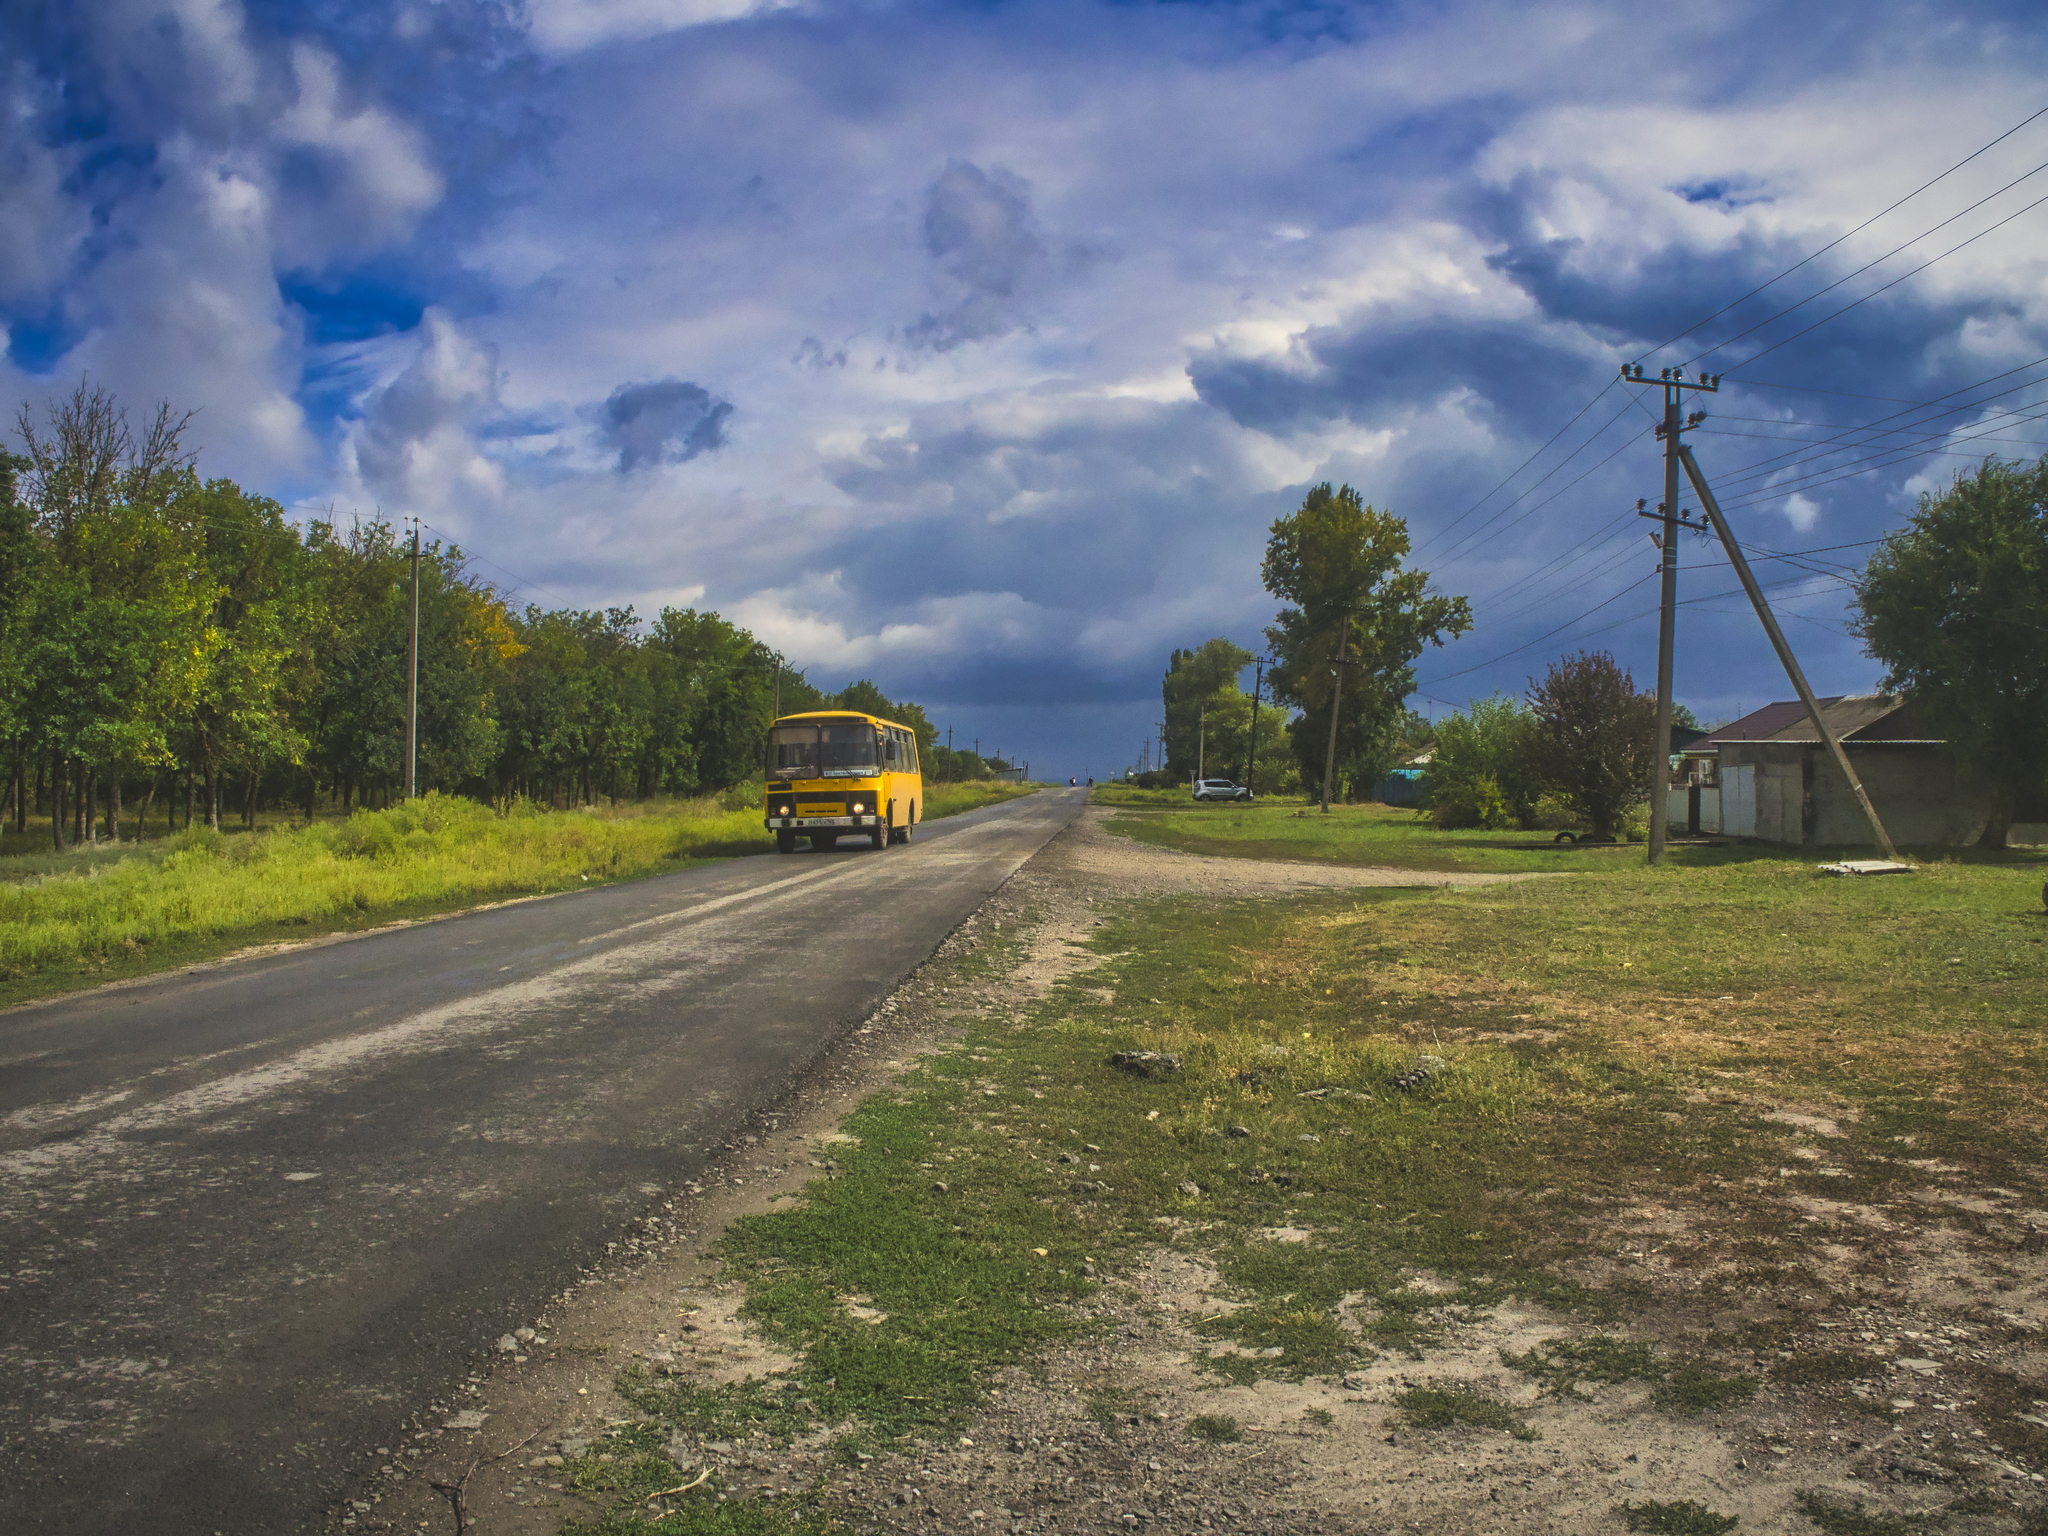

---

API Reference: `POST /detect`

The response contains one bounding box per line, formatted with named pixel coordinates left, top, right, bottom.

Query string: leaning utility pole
left=405, top=520, right=421, bottom=802
left=1677, top=445, right=1900, bottom=860
left=1319, top=608, right=1354, bottom=814
left=1621, top=364, right=1718, bottom=864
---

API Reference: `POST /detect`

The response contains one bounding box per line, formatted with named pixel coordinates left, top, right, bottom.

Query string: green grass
left=1188, top=1413, right=1242, bottom=1443
left=1393, top=1386, right=1537, bottom=1440
left=1502, top=1336, right=1758, bottom=1415
left=1097, top=796, right=1647, bottom=872
left=1792, top=1491, right=1933, bottom=1536
left=1502, top=1334, right=1666, bottom=1398
left=1618, top=1498, right=1741, bottom=1534
left=1096, top=795, right=2048, bottom=880
left=0, top=781, right=1036, bottom=1008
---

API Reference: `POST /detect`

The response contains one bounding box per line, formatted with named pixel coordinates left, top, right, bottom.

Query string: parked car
left=1192, top=778, right=1252, bottom=802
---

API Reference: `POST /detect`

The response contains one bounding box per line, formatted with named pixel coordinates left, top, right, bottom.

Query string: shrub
left=1428, top=773, right=1518, bottom=831
left=1422, top=695, right=1544, bottom=828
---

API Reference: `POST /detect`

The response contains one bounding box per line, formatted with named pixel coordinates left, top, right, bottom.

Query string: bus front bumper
left=765, top=815, right=878, bottom=829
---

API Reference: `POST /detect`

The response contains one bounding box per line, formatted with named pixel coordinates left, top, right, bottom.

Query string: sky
left=6, top=0, right=2047, bottom=779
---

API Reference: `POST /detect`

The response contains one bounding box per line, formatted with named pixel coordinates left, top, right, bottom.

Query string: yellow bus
left=763, top=711, right=924, bottom=853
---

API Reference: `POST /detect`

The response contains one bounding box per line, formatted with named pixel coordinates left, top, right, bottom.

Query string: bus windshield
left=819, top=722, right=882, bottom=776
left=769, top=726, right=819, bottom=778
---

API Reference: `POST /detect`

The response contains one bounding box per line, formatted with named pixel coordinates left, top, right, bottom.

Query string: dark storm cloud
left=904, top=160, right=1046, bottom=352
left=601, top=379, right=734, bottom=472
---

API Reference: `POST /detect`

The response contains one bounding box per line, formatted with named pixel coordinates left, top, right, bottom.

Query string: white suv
left=1192, top=778, right=1251, bottom=802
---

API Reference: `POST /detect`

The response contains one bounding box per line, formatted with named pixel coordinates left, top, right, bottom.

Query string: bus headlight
left=778, top=804, right=791, bottom=815
left=852, top=802, right=866, bottom=814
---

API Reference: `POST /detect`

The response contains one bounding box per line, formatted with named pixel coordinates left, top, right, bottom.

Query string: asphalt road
left=0, top=786, right=1086, bottom=1535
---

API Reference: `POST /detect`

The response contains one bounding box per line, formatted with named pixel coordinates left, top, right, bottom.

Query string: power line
left=1416, top=109, right=2048, bottom=611
left=1411, top=379, right=1620, bottom=561
left=1702, top=356, right=2048, bottom=492
left=1685, top=155, right=2048, bottom=369
left=1420, top=547, right=1868, bottom=693
left=1713, top=186, right=2048, bottom=377
left=1634, top=102, right=2048, bottom=363
left=1424, top=391, right=1640, bottom=570
left=1714, top=396, right=2048, bottom=511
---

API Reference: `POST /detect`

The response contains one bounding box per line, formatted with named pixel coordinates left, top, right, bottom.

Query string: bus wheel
left=776, top=830, right=797, bottom=854
left=812, top=832, right=838, bottom=851
left=869, top=825, right=886, bottom=849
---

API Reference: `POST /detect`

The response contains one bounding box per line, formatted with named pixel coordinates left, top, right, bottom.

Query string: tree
left=1423, top=695, right=1541, bottom=830
left=1526, top=651, right=1655, bottom=839
left=14, top=383, right=212, bottom=843
left=1261, top=484, right=1470, bottom=801
left=1853, top=455, right=2048, bottom=848
left=1161, top=638, right=1254, bottom=777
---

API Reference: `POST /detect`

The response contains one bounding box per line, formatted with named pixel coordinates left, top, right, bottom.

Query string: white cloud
left=271, top=44, right=443, bottom=263
left=1782, top=492, right=1821, bottom=532
left=523, top=0, right=799, bottom=56
left=346, top=310, right=506, bottom=515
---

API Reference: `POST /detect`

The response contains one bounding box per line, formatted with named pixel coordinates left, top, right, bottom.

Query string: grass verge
left=1095, top=794, right=2048, bottom=879
left=0, top=781, right=1036, bottom=1009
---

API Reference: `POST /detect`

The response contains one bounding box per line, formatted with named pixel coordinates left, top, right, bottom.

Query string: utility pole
left=772, top=662, right=781, bottom=721
left=1197, top=703, right=1206, bottom=781
left=1242, top=657, right=1270, bottom=793
left=1678, top=445, right=1899, bottom=859
left=1320, top=608, right=1354, bottom=814
left=1622, top=363, right=1718, bottom=863
left=405, top=520, right=421, bottom=802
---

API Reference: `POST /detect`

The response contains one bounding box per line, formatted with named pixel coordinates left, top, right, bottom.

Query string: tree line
left=0, top=384, right=985, bottom=850
left=1149, top=454, right=2045, bottom=847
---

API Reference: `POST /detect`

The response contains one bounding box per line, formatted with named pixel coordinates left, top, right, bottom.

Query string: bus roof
left=771, top=710, right=917, bottom=735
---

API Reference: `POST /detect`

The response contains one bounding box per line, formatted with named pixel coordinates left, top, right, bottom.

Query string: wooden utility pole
left=1320, top=608, right=1354, bottom=814
left=1622, top=364, right=1718, bottom=863
left=405, top=521, right=421, bottom=802
left=1197, top=703, right=1206, bottom=781
left=1678, top=445, right=1900, bottom=859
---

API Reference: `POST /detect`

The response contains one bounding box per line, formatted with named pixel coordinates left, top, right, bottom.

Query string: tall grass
left=0, top=782, right=1034, bottom=985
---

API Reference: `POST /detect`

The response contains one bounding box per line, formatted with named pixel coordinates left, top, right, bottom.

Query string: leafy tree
left=1423, top=695, right=1541, bottom=830
left=1853, top=454, right=2048, bottom=848
left=1262, top=483, right=1471, bottom=801
left=0, top=452, right=40, bottom=820
left=827, top=678, right=938, bottom=766
left=14, top=383, right=212, bottom=843
left=645, top=607, right=784, bottom=795
left=1161, top=638, right=1254, bottom=777
left=1526, top=651, right=1655, bottom=839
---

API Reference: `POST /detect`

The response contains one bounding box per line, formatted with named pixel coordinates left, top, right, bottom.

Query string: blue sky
left=6, top=0, right=2047, bottom=778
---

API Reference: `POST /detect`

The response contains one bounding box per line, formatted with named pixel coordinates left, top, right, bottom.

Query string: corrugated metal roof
left=1693, top=694, right=1947, bottom=747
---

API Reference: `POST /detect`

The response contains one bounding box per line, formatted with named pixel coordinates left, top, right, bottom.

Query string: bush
left=1134, top=771, right=1180, bottom=790
left=1422, top=695, right=1544, bottom=828
left=1427, top=773, right=1518, bottom=831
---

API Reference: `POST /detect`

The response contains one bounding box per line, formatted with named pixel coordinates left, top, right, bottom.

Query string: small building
left=1672, top=695, right=1995, bottom=846
left=1372, top=750, right=1430, bottom=808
